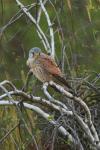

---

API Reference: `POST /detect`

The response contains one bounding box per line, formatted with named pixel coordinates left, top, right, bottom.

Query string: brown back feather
left=38, top=53, right=75, bottom=94
left=38, top=53, right=62, bottom=76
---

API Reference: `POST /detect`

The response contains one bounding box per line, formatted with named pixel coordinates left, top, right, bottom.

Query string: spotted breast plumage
left=26, top=47, right=72, bottom=89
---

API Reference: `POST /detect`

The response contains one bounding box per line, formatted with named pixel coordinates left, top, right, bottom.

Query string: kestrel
left=26, top=47, right=71, bottom=89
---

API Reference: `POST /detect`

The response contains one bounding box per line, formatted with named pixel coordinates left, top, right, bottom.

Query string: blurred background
left=0, top=0, right=100, bottom=149
left=0, top=0, right=100, bottom=85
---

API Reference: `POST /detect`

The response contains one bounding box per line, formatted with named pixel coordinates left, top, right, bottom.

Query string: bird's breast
left=33, top=65, right=52, bottom=82
left=27, top=57, right=52, bottom=82
left=27, top=58, right=37, bottom=69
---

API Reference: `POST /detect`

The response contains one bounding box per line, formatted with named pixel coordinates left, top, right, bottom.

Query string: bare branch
left=0, top=122, right=19, bottom=144
left=39, top=0, right=55, bottom=58
left=0, top=80, right=17, bottom=90
left=0, top=3, right=36, bottom=36
left=0, top=89, right=72, bottom=116
left=49, top=81, right=100, bottom=148
left=0, top=100, right=75, bottom=145
left=0, top=80, right=100, bottom=149
left=16, top=0, right=50, bottom=52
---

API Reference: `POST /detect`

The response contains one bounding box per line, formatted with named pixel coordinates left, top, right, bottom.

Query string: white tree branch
left=0, top=80, right=100, bottom=149
left=49, top=81, right=100, bottom=149
left=39, top=0, right=55, bottom=58
left=0, top=100, right=75, bottom=145
left=16, top=0, right=51, bottom=52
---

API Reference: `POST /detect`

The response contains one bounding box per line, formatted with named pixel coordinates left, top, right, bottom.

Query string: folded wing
left=38, top=53, right=73, bottom=91
left=38, top=53, right=62, bottom=76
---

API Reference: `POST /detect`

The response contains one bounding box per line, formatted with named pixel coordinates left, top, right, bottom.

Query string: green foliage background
left=0, top=0, right=100, bottom=149
left=0, top=0, right=100, bottom=83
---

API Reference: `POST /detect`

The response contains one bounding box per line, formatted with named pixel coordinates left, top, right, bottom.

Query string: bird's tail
left=54, top=75, right=76, bottom=95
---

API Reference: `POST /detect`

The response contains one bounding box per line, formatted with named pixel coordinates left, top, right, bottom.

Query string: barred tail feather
left=54, top=75, right=76, bottom=95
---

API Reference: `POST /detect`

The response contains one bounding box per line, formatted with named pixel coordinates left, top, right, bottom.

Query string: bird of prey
left=26, top=47, right=72, bottom=90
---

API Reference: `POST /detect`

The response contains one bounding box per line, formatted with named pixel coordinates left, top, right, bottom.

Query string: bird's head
left=27, top=47, right=41, bottom=67
left=29, top=47, right=41, bottom=59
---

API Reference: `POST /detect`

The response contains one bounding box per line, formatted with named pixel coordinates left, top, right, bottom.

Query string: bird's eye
left=29, top=53, right=34, bottom=58
left=32, top=52, right=34, bottom=56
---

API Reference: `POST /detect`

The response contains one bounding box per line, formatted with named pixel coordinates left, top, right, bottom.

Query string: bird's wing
left=38, top=53, right=74, bottom=92
left=38, top=53, right=62, bottom=76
